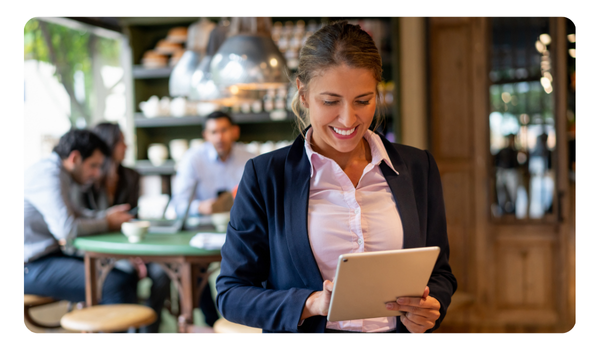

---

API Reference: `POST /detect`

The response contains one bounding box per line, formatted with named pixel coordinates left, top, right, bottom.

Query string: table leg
left=178, top=263, right=194, bottom=333
left=84, top=255, right=117, bottom=307
left=84, top=255, right=98, bottom=306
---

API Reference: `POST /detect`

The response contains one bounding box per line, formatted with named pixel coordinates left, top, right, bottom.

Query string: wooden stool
left=60, top=304, right=156, bottom=333
left=24, top=294, right=61, bottom=329
left=213, top=318, right=261, bottom=333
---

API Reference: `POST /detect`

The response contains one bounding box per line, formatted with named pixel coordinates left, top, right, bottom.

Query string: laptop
left=327, top=246, right=440, bottom=322
left=146, top=181, right=198, bottom=234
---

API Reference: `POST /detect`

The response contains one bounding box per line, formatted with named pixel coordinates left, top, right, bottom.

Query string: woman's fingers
left=400, top=313, right=434, bottom=333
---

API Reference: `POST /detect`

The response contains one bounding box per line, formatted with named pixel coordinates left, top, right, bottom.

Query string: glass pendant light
left=209, top=17, right=289, bottom=92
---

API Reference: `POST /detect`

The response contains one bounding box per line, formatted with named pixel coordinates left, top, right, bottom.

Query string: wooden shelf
left=134, top=159, right=176, bottom=175
left=231, top=112, right=295, bottom=124
left=134, top=112, right=295, bottom=128
left=132, top=66, right=173, bottom=79
left=134, top=114, right=204, bottom=128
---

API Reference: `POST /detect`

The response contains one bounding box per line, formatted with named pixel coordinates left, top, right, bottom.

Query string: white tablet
left=327, top=246, right=440, bottom=322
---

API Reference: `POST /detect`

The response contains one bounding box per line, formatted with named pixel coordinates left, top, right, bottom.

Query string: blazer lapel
left=378, top=135, right=422, bottom=249
left=283, top=134, right=324, bottom=290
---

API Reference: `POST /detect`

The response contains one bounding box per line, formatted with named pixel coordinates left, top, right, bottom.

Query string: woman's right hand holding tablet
left=301, top=280, right=334, bottom=320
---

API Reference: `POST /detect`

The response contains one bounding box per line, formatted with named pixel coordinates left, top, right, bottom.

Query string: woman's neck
left=311, top=136, right=372, bottom=172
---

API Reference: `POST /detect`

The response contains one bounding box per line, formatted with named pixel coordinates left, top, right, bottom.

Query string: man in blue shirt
left=170, top=111, right=255, bottom=327
left=24, top=129, right=138, bottom=306
left=171, top=111, right=255, bottom=216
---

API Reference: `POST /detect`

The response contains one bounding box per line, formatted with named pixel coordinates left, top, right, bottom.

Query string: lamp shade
left=210, top=33, right=289, bottom=90
left=169, top=50, right=200, bottom=97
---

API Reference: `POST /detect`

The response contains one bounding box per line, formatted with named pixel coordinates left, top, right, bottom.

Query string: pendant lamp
left=209, top=17, right=289, bottom=91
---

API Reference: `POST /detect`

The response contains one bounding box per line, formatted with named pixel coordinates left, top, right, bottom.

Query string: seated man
left=171, top=111, right=255, bottom=327
left=171, top=111, right=255, bottom=216
left=24, top=129, right=138, bottom=306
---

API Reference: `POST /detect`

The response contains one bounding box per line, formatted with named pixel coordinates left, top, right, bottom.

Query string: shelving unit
left=121, top=17, right=399, bottom=191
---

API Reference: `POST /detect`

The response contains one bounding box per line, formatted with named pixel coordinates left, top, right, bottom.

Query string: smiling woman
left=215, top=21, right=457, bottom=333
left=299, top=65, right=377, bottom=168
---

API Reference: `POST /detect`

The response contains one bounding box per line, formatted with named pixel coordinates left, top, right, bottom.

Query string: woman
left=84, top=123, right=141, bottom=210
left=215, top=21, right=456, bottom=333
left=83, top=122, right=171, bottom=333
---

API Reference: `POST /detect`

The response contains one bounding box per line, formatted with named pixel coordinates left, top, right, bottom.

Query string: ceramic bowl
left=121, top=221, right=151, bottom=243
left=211, top=212, right=230, bottom=232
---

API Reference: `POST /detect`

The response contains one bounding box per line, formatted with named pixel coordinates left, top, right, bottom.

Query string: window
left=488, top=17, right=571, bottom=220
left=24, top=18, right=130, bottom=169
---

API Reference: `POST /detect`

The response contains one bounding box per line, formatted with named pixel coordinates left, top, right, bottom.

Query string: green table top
left=73, top=231, right=222, bottom=256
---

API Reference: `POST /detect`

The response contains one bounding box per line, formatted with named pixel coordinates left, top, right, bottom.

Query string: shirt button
left=358, top=238, right=364, bottom=245
left=354, top=208, right=360, bottom=215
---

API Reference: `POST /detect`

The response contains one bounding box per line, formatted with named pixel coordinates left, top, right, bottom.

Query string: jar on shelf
left=286, top=85, right=297, bottom=111
left=274, top=95, right=286, bottom=111
left=283, top=21, right=294, bottom=37
left=251, top=100, right=263, bottom=113
left=278, top=36, right=289, bottom=52
left=264, top=94, right=274, bottom=112
left=240, top=102, right=251, bottom=114
left=285, top=49, right=299, bottom=70
left=294, top=20, right=305, bottom=36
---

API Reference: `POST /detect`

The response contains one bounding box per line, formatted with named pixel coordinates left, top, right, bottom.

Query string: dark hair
left=205, top=111, right=234, bottom=125
left=292, top=21, right=384, bottom=133
left=53, top=129, right=111, bottom=160
left=91, top=122, right=123, bottom=155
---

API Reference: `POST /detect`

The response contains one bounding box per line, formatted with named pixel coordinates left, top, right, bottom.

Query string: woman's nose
left=338, top=104, right=357, bottom=127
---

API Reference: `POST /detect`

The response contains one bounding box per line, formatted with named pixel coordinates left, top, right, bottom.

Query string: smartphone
left=128, top=207, right=139, bottom=216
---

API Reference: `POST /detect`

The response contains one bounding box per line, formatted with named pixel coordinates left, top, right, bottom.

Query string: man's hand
left=106, top=204, right=133, bottom=231
left=385, top=286, right=441, bottom=333
left=301, top=280, right=334, bottom=320
left=198, top=198, right=216, bottom=215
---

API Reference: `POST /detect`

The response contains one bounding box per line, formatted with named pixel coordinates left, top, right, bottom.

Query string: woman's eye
left=356, top=100, right=371, bottom=105
left=323, top=100, right=339, bottom=106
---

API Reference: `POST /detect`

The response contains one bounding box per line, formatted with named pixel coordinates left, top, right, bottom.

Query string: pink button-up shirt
left=304, top=128, right=404, bottom=332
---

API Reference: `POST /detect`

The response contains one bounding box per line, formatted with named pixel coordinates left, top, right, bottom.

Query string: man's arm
left=28, top=172, right=108, bottom=243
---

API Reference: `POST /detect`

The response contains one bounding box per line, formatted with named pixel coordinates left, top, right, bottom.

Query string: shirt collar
left=303, top=128, right=399, bottom=178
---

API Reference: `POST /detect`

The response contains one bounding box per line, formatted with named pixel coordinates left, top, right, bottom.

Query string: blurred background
left=23, top=17, right=575, bottom=332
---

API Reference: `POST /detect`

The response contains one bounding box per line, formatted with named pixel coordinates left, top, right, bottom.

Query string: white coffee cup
left=121, top=221, right=150, bottom=243
left=211, top=212, right=230, bottom=233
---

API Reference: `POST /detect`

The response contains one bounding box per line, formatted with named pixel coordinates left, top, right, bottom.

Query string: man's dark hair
left=52, top=129, right=111, bottom=161
left=205, top=111, right=234, bottom=125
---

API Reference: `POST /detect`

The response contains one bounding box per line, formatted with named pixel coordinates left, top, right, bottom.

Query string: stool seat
left=24, top=294, right=56, bottom=307
left=60, top=304, right=156, bottom=333
left=213, top=318, right=261, bottom=333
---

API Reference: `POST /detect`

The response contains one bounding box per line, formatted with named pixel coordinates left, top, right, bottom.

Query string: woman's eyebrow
left=318, top=92, right=375, bottom=98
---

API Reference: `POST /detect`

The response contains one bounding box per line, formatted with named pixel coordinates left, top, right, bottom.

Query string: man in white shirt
left=171, top=111, right=255, bottom=327
left=24, top=129, right=138, bottom=305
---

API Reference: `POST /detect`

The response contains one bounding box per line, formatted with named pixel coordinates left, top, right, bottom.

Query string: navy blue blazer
left=216, top=130, right=457, bottom=333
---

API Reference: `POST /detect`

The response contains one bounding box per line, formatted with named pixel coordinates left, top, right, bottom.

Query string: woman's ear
left=296, top=78, right=308, bottom=108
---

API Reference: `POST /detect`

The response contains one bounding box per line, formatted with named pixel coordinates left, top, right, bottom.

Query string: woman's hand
left=386, top=286, right=440, bottom=333
left=301, top=280, right=334, bottom=320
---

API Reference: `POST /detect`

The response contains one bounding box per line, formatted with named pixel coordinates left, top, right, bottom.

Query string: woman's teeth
left=332, top=127, right=356, bottom=136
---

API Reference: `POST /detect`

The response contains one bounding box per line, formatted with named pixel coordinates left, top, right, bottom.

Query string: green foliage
left=24, top=18, right=122, bottom=126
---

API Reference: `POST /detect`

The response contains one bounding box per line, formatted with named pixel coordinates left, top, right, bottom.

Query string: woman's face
left=300, top=64, right=377, bottom=158
left=112, top=132, right=127, bottom=164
